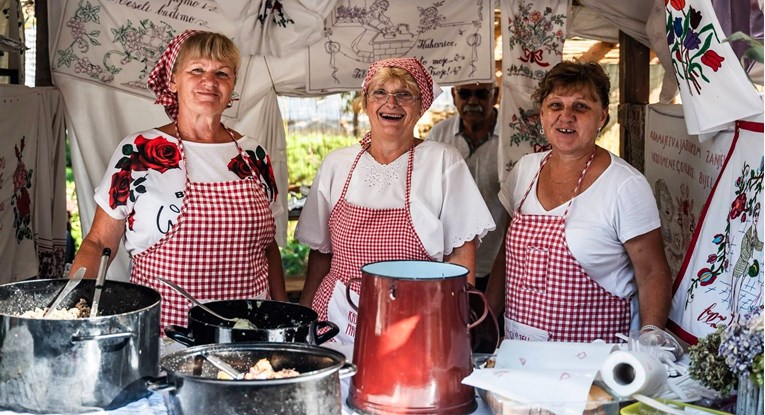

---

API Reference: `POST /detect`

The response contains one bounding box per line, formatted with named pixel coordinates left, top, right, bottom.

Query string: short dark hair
left=532, top=60, right=610, bottom=110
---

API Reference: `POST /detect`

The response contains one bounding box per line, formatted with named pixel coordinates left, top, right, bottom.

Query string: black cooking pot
left=0, top=279, right=161, bottom=413
left=165, top=299, right=339, bottom=347
left=151, top=342, right=355, bottom=415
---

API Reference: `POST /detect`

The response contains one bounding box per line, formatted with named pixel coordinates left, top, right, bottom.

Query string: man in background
left=427, top=81, right=505, bottom=291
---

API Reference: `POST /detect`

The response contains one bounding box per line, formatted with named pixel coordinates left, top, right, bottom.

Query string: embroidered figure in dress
left=687, top=158, right=764, bottom=316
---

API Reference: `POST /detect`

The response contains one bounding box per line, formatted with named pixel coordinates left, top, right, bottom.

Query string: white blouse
left=296, top=140, right=496, bottom=260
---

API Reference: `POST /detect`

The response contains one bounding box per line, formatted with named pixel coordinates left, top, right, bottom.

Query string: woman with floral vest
left=71, top=31, right=286, bottom=330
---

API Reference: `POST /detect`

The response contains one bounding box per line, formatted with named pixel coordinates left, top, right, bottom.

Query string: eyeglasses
left=456, top=88, right=493, bottom=100
left=368, top=89, right=419, bottom=105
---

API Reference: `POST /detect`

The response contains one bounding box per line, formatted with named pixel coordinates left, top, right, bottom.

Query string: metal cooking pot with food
left=164, top=299, right=339, bottom=346
left=153, top=342, right=355, bottom=415
left=0, top=279, right=161, bottom=413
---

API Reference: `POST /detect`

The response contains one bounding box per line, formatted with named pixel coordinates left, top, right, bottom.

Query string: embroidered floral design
left=55, top=1, right=176, bottom=88
left=108, top=134, right=181, bottom=209
left=686, top=158, right=764, bottom=311
left=666, top=0, right=725, bottom=95
left=11, top=137, right=33, bottom=242
left=227, top=146, right=279, bottom=202
left=505, top=2, right=565, bottom=80
left=503, top=108, right=550, bottom=174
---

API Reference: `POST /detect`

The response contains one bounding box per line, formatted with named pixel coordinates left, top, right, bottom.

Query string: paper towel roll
left=600, top=351, right=667, bottom=397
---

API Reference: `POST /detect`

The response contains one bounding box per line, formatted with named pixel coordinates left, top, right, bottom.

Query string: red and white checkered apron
left=311, top=138, right=432, bottom=327
left=131, top=128, right=275, bottom=329
left=504, top=151, right=630, bottom=343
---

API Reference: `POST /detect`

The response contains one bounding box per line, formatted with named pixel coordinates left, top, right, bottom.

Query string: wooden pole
left=35, top=0, right=52, bottom=87
left=618, top=31, right=649, bottom=172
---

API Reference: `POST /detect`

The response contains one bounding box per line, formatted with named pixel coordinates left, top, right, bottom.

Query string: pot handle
left=71, top=332, right=135, bottom=342
left=466, top=288, right=490, bottom=330
left=145, top=375, right=176, bottom=393
left=164, top=324, right=196, bottom=347
left=345, top=277, right=362, bottom=312
left=313, top=320, right=340, bottom=345
left=338, top=362, right=357, bottom=379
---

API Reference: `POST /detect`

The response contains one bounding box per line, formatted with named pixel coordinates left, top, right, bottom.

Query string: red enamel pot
left=346, top=260, right=489, bottom=414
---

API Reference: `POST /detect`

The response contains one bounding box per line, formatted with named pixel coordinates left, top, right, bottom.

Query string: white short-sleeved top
left=427, top=115, right=504, bottom=275
left=295, top=140, right=496, bottom=260
left=94, top=129, right=283, bottom=256
left=498, top=150, right=661, bottom=299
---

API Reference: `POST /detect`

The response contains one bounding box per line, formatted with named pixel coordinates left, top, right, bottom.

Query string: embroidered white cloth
left=0, top=90, right=40, bottom=282
left=306, top=0, right=495, bottom=92
left=665, top=0, right=763, bottom=134
left=51, top=0, right=249, bottom=117
left=668, top=115, right=764, bottom=343
left=0, top=86, right=68, bottom=282
left=497, top=0, right=567, bottom=182
left=643, top=104, right=732, bottom=281
left=216, top=0, right=334, bottom=58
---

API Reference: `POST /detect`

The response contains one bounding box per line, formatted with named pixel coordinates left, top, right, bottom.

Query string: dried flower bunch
left=688, top=313, right=764, bottom=396
left=720, top=314, right=764, bottom=386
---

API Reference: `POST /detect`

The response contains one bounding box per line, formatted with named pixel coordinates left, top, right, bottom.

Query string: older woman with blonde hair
left=296, top=58, right=495, bottom=345
left=72, top=31, right=286, bottom=330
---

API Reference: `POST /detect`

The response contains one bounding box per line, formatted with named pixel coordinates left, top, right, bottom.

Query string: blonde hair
left=359, top=66, right=421, bottom=111
left=173, top=32, right=241, bottom=77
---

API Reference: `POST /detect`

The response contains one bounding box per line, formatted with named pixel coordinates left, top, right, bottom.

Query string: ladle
left=200, top=353, right=245, bottom=380
left=43, top=267, right=87, bottom=317
left=155, top=276, right=259, bottom=330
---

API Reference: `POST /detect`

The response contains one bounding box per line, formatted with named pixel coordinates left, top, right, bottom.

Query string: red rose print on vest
left=227, top=146, right=278, bottom=201
left=130, top=135, right=181, bottom=173
left=109, top=169, right=132, bottom=209
left=107, top=134, right=182, bottom=209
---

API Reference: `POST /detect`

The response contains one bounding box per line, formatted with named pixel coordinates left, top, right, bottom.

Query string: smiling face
left=364, top=71, right=422, bottom=142
left=170, top=57, right=236, bottom=118
left=539, top=84, right=607, bottom=155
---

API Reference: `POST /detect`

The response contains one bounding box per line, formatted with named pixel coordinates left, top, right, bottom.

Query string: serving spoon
left=155, top=276, right=258, bottom=330
left=43, top=267, right=86, bottom=317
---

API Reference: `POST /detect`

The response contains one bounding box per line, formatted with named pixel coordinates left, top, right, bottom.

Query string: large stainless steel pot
left=0, top=279, right=161, bottom=413
left=165, top=299, right=338, bottom=346
left=153, top=342, right=355, bottom=415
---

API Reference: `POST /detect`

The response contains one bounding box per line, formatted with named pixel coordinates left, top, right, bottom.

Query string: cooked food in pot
left=17, top=298, right=91, bottom=319
left=216, top=358, right=300, bottom=380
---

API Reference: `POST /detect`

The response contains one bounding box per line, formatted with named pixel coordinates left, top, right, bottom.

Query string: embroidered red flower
left=729, top=193, right=747, bottom=219
left=109, top=169, right=132, bottom=208
left=701, top=50, right=724, bottom=72
left=130, top=135, right=181, bottom=173
left=15, top=188, right=31, bottom=218
left=669, top=0, right=685, bottom=10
